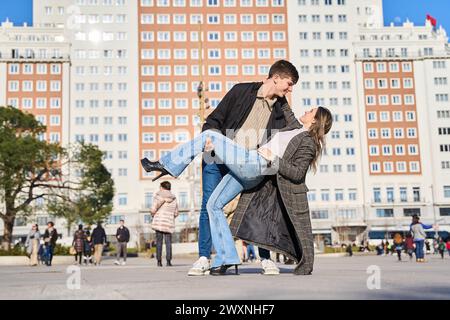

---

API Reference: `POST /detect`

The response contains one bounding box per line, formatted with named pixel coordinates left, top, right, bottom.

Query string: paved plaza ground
left=0, top=254, right=449, bottom=300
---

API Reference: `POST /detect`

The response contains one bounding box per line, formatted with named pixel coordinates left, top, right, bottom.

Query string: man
left=92, top=222, right=107, bottom=266
left=114, top=220, right=130, bottom=266
left=188, top=60, right=300, bottom=276
left=43, top=221, right=58, bottom=267
left=150, top=181, right=179, bottom=267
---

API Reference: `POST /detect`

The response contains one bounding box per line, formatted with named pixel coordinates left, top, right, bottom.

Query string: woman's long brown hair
left=308, top=107, right=333, bottom=173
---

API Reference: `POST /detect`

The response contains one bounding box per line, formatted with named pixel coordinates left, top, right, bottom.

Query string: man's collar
left=257, top=86, right=277, bottom=110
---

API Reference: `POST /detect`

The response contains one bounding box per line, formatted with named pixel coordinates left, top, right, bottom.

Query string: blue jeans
left=44, top=244, right=54, bottom=266
left=247, top=244, right=256, bottom=260
left=160, top=130, right=270, bottom=267
left=414, top=240, right=425, bottom=259
left=198, top=163, right=228, bottom=258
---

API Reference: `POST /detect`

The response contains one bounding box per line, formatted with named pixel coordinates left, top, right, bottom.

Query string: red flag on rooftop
left=426, top=14, right=437, bottom=27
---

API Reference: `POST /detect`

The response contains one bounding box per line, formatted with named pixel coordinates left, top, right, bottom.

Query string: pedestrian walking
left=25, top=224, right=40, bottom=266
left=425, top=240, right=431, bottom=254
left=241, top=241, right=248, bottom=262
left=73, top=224, right=85, bottom=265
left=246, top=242, right=256, bottom=262
left=376, top=242, right=383, bottom=255
left=83, top=230, right=93, bottom=265
left=43, top=222, right=58, bottom=266
left=114, top=220, right=130, bottom=266
left=405, top=233, right=415, bottom=261
left=410, top=215, right=433, bottom=262
left=438, top=238, right=446, bottom=259
left=446, top=239, right=450, bottom=257
left=393, top=233, right=404, bottom=261
left=92, top=222, right=107, bottom=266
left=150, top=181, right=179, bottom=267
left=346, top=243, right=353, bottom=257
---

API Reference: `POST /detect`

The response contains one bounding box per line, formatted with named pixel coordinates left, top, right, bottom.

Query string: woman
left=73, top=224, right=86, bottom=265
left=141, top=107, right=332, bottom=274
left=410, top=214, right=433, bottom=262
left=43, top=221, right=58, bottom=267
left=25, top=224, right=40, bottom=266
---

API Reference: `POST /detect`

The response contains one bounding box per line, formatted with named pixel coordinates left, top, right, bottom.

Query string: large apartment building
left=354, top=20, right=450, bottom=241
left=0, top=0, right=449, bottom=248
left=287, top=0, right=384, bottom=246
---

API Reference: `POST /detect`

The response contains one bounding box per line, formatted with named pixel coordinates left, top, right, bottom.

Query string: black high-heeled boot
left=209, top=264, right=239, bottom=276
left=140, top=158, right=173, bottom=182
left=157, top=260, right=163, bottom=267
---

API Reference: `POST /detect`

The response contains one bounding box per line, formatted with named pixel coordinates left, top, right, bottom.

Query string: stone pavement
left=0, top=254, right=449, bottom=300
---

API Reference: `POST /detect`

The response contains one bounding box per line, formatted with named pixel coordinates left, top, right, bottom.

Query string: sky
left=0, top=0, right=449, bottom=36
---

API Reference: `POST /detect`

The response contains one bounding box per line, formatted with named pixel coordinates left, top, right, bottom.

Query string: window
left=364, top=64, right=373, bottom=74
left=444, top=186, right=450, bottom=198
left=118, top=194, right=127, bottom=206
left=376, top=209, right=394, bottom=218
left=311, top=210, right=328, bottom=219
left=373, top=188, right=381, bottom=203
left=404, top=208, right=421, bottom=217
left=402, top=62, right=412, bottom=72
left=321, top=190, right=330, bottom=202
left=412, top=187, right=420, bottom=202
left=335, top=190, right=344, bottom=201
left=441, top=208, right=450, bottom=216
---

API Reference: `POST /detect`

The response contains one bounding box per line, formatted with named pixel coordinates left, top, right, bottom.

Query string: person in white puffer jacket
left=151, top=181, right=179, bottom=267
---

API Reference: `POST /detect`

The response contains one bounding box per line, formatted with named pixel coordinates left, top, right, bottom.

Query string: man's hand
left=257, top=147, right=274, bottom=161
left=205, top=137, right=215, bottom=152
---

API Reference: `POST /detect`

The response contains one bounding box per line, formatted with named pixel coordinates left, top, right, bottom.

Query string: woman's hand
left=257, top=147, right=274, bottom=161
left=205, top=137, right=215, bottom=152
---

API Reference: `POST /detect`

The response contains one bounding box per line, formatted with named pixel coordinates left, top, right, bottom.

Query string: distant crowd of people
left=22, top=201, right=450, bottom=269
left=23, top=181, right=179, bottom=268
left=375, top=215, right=450, bottom=262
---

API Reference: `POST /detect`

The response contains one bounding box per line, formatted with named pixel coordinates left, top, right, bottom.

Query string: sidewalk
left=1, top=255, right=449, bottom=300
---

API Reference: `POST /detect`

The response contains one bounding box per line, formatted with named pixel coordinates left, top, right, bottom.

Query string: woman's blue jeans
left=160, top=130, right=270, bottom=268
left=414, top=240, right=425, bottom=259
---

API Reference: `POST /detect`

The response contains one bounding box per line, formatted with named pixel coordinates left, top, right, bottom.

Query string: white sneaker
left=187, top=257, right=210, bottom=276
left=261, top=259, right=280, bottom=275
left=114, top=260, right=120, bottom=265
left=121, top=261, right=126, bottom=266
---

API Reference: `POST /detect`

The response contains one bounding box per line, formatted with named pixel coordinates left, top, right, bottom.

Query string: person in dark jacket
left=114, top=220, right=130, bottom=266
left=73, top=224, right=85, bottom=265
left=141, top=60, right=301, bottom=276
left=43, top=221, right=58, bottom=266
left=92, top=222, right=107, bottom=266
left=83, top=230, right=93, bottom=265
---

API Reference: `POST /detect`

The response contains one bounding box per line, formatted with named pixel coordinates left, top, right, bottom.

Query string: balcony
left=370, top=198, right=427, bottom=207
left=355, top=50, right=450, bottom=61
left=0, top=53, right=70, bottom=62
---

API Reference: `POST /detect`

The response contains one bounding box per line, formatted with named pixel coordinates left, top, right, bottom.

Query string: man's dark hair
left=268, top=60, right=299, bottom=84
left=47, top=221, right=54, bottom=227
left=120, top=219, right=125, bottom=223
left=160, top=181, right=171, bottom=191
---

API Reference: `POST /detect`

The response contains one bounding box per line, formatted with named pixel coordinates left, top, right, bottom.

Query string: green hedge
left=0, top=244, right=72, bottom=256
left=0, top=245, right=25, bottom=256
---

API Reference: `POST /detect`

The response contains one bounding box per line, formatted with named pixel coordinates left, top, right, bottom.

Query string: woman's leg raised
left=159, top=130, right=268, bottom=183
left=206, top=174, right=243, bottom=268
